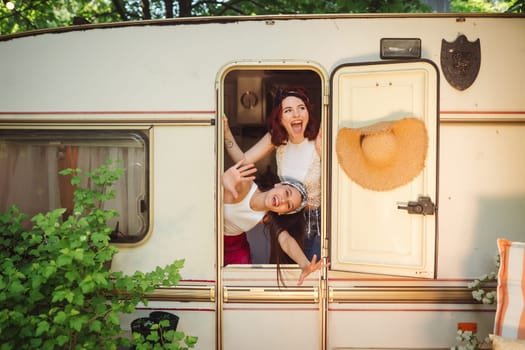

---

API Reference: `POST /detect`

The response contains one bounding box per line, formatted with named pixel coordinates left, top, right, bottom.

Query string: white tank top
left=276, top=139, right=321, bottom=208
left=223, top=183, right=265, bottom=236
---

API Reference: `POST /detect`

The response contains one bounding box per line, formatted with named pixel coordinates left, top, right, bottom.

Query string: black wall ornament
left=440, top=34, right=481, bottom=91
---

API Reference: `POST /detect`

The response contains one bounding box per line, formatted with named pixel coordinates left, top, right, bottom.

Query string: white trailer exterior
left=1, top=14, right=524, bottom=350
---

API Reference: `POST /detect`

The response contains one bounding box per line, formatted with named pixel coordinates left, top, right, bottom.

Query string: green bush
left=0, top=160, right=197, bottom=350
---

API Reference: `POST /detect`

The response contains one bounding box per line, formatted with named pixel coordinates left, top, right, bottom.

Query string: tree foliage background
left=0, top=0, right=523, bottom=35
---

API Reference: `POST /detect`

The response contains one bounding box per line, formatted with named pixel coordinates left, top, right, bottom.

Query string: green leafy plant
left=0, top=159, right=197, bottom=349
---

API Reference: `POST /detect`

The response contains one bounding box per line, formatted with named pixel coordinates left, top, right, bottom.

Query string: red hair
left=266, top=87, right=320, bottom=146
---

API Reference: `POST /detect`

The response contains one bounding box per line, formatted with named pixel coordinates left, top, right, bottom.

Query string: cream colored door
left=329, top=60, right=438, bottom=278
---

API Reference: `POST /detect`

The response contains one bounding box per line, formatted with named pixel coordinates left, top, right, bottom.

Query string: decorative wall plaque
left=440, top=34, right=481, bottom=91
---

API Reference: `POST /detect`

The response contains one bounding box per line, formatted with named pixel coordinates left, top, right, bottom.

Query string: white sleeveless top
left=276, top=139, right=321, bottom=208
left=224, top=183, right=265, bottom=236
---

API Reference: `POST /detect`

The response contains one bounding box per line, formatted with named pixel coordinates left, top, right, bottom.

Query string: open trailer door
left=329, top=60, right=438, bottom=278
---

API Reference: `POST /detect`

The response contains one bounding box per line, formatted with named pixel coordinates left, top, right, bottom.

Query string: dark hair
left=264, top=210, right=306, bottom=287
left=266, top=87, right=320, bottom=146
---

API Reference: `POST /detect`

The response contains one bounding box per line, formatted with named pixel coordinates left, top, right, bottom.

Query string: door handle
left=397, top=196, right=435, bottom=215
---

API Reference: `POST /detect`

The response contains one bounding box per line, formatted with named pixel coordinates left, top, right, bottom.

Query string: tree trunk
left=178, top=0, right=192, bottom=17
left=165, top=0, right=174, bottom=18
left=142, top=0, right=151, bottom=20
left=112, top=0, right=128, bottom=21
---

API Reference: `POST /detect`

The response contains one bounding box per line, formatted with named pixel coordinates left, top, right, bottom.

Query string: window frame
left=0, top=128, right=150, bottom=244
left=219, top=62, right=326, bottom=269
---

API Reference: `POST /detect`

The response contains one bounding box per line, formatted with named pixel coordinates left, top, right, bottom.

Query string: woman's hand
left=315, top=129, right=322, bottom=157
left=223, top=159, right=257, bottom=199
left=223, top=115, right=234, bottom=143
left=297, top=255, right=330, bottom=286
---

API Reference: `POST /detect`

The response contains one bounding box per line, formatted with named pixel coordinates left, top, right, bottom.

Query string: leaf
left=92, top=271, right=108, bottom=285
left=65, top=270, right=79, bottom=282
left=58, top=168, right=73, bottom=176
left=70, top=317, right=84, bottom=332
left=52, top=290, right=65, bottom=303
left=71, top=175, right=82, bottom=185
left=107, top=311, right=120, bottom=326
left=173, top=331, right=185, bottom=342
left=146, top=331, right=160, bottom=343
left=185, top=335, right=199, bottom=347
left=71, top=248, right=84, bottom=261
left=28, top=289, right=45, bottom=303
left=89, top=320, right=102, bottom=332
left=72, top=291, right=85, bottom=306
left=56, top=254, right=72, bottom=267
left=80, top=275, right=96, bottom=293
left=42, top=263, right=57, bottom=279
left=35, top=320, right=50, bottom=336
left=56, top=335, right=69, bottom=346
left=53, top=311, right=67, bottom=324
left=8, top=281, right=26, bottom=294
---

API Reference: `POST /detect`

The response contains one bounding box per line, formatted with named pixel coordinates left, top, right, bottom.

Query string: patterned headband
left=280, top=177, right=308, bottom=215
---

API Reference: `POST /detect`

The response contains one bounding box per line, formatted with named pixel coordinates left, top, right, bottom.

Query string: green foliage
left=2, top=0, right=524, bottom=35
left=450, top=0, right=514, bottom=12
left=0, top=0, right=119, bottom=35
left=507, top=0, right=525, bottom=12
left=197, top=0, right=432, bottom=16
left=0, top=159, right=196, bottom=349
left=1, top=0, right=433, bottom=35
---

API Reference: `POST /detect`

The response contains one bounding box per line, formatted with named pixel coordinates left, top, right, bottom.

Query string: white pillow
left=490, top=334, right=525, bottom=350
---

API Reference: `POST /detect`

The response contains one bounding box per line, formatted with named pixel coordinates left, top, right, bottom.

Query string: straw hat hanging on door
left=336, top=117, right=428, bottom=191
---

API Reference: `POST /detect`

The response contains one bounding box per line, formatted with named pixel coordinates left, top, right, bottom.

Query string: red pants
left=224, top=233, right=252, bottom=265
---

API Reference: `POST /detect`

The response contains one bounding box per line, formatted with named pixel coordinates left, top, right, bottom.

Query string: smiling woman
left=223, top=160, right=305, bottom=255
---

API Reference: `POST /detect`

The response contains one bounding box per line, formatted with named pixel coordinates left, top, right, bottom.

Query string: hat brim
left=336, top=117, right=428, bottom=191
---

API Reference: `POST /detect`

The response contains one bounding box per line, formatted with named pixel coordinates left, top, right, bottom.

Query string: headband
left=273, top=88, right=310, bottom=108
left=280, top=177, right=308, bottom=215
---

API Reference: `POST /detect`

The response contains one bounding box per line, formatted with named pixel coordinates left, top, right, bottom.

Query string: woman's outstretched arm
left=224, top=115, right=275, bottom=164
left=277, top=231, right=329, bottom=285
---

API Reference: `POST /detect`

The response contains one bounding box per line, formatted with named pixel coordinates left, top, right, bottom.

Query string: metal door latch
left=397, top=196, right=435, bottom=215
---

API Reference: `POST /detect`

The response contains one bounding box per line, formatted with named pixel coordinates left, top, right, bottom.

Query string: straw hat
left=336, top=117, right=428, bottom=191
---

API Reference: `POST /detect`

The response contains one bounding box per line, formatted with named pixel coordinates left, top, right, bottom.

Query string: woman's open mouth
left=291, top=120, right=303, bottom=134
left=272, top=195, right=281, bottom=207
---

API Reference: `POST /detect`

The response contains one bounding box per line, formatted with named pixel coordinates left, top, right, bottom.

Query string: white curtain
left=77, top=146, right=146, bottom=237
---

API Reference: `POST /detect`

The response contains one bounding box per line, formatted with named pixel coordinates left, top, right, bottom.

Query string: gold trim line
left=329, top=286, right=487, bottom=304
left=224, top=287, right=319, bottom=304
left=145, top=286, right=215, bottom=302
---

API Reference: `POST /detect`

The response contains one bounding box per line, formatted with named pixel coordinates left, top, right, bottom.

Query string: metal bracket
left=397, top=196, right=435, bottom=215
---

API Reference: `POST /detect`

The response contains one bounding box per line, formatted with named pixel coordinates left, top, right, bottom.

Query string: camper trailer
left=1, top=13, right=524, bottom=349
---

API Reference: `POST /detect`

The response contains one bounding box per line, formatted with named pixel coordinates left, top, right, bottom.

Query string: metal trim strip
left=145, top=286, right=216, bottom=302
left=329, top=286, right=491, bottom=304
left=223, top=287, right=319, bottom=304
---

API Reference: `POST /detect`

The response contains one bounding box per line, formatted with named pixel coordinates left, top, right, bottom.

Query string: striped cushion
left=494, top=239, right=525, bottom=339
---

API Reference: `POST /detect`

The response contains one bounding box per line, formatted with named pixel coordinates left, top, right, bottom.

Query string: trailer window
left=222, top=68, right=322, bottom=265
left=0, top=130, right=148, bottom=244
